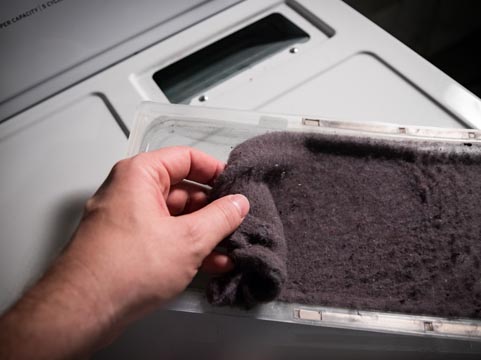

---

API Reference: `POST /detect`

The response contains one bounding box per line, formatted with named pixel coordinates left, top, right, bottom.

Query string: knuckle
left=111, top=155, right=147, bottom=182
left=83, top=196, right=107, bottom=219
left=116, top=153, right=148, bottom=172
left=84, top=197, right=98, bottom=213
left=130, top=152, right=149, bottom=167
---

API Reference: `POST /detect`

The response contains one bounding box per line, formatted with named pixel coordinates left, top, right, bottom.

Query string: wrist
left=55, top=252, right=118, bottom=343
left=0, top=252, right=118, bottom=360
left=64, top=225, right=151, bottom=334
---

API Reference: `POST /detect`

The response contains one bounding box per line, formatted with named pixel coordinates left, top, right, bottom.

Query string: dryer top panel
left=0, top=0, right=242, bottom=120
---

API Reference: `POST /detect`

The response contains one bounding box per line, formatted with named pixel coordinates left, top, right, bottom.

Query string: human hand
left=0, top=146, right=249, bottom=360
left=67, top=146, right=249, bottom=323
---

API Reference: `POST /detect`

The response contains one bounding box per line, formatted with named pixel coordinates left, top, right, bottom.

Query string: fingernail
left=231, top=194, right=249, bottom=218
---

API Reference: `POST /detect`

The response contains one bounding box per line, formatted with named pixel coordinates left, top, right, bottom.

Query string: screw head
left=289, top=47, right=299, bottom=54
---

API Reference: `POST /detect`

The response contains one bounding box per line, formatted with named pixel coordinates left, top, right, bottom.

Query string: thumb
left=180, top=194, right=249, bottom=253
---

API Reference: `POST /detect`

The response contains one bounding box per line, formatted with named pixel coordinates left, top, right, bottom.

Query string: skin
left=0, top=146, right=249, bottom=360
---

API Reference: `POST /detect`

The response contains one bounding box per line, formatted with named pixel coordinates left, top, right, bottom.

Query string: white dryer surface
left=0, top=95, right=126, bottom=310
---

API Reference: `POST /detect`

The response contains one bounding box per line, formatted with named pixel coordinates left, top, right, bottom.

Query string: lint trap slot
left=153, top=13, right=309, bottom=104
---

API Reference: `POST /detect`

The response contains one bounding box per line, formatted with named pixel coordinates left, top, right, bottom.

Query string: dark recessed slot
left=153, top=13, right=310, bottom=104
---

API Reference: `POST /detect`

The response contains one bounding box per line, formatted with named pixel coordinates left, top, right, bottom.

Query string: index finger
left=142, top=146, right=225, bottom=188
